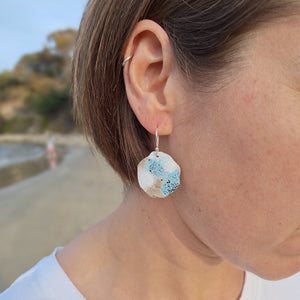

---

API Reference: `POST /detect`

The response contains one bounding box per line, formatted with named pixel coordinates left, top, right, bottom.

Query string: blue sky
left=0, top=0, right=88, bottom=72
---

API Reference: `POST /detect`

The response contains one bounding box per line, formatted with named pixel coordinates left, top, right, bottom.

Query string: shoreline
left=0, top=145, right=66, bottom=189
left=0, top=133, right=85, bottom=189
left=0, top=133, right=89, bottom=146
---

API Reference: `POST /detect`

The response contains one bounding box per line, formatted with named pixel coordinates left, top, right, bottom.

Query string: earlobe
left=123, top=20, right=175, bottom=136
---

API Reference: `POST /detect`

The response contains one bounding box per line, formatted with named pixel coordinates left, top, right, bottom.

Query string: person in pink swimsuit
left=46, top=136, right=57, bottom=169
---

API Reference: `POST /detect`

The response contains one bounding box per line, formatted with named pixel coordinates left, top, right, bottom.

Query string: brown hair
left=72, top=0, right=296, bottom=188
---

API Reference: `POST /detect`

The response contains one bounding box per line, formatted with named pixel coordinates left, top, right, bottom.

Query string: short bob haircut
left=72, top=0, right=297, bottom=188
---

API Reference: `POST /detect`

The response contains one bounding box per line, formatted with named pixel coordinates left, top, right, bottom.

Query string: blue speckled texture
left=144, top=157, right=166, bottom=178
left=161, top=169, right=181, bottom=196
left=143, top=152, right=180, bottom=197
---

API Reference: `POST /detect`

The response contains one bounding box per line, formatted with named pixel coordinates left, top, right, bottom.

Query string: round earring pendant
left=137, top=151, right=181, bottom=198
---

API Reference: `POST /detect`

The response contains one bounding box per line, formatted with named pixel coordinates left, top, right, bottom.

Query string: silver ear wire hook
left=155, top=128, right=159, bottom=157
left=122, top=56, right=132, bottom=66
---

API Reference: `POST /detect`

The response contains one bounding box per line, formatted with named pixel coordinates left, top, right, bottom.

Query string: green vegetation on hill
left=0, top=28, right=78, bottom=134
left=0, top=71, right=26, bottom=103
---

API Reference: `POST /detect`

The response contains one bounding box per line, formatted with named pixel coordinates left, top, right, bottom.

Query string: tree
left=26, top=87, right=71, bottom=116
left=47, top=28, right=77, bottom=57
left=14, top=29, right=77, bottom=80
left=47, top=28, right=77, bottom=76
left=14, top=48, right=64, bottom=78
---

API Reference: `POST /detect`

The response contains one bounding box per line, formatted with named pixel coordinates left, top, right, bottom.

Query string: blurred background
left=0, top=0, right=123, bottom=292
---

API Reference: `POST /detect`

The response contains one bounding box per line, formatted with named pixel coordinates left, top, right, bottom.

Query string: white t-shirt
left=0, top=247, right=299, bottom=300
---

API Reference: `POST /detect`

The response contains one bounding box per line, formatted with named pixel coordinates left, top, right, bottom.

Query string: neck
left=104, top=185, right=245, bottom=299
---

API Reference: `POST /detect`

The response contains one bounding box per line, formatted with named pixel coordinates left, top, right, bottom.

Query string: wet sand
left=0, top=144, right=123, bottom=292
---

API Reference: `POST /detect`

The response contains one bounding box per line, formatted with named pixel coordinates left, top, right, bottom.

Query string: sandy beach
left=0, top=137, right=123, bottom=292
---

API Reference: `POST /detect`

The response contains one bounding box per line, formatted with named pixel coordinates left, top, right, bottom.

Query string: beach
left=0, top=135, right=123, bottom=292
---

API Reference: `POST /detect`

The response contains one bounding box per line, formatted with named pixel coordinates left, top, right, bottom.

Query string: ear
left=122, top=20, right=176, bottom=136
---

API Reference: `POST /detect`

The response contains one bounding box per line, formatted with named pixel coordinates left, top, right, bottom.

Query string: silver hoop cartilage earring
left=122, top=56, right=132, bottom=66
left=137, top=128, right=181, bottom=198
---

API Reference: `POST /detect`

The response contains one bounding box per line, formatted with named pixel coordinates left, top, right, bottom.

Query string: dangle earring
left=137, top=128, right=181, bottom=198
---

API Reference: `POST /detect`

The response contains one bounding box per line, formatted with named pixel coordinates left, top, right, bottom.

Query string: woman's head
left=73, top=0, right=296, bottom=186
left=73, top=0, right=300, bottom=280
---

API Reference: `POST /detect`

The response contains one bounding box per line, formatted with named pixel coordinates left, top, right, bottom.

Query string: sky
left=0, top=0, right=88, bottom=72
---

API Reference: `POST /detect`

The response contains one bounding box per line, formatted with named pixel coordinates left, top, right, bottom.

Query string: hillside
left=0, top=29, right=78, bottom=134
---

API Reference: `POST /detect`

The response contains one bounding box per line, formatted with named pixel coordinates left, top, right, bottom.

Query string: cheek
left=175, top=77, right=300, bottom=275
left=220, top=81, right=300, bottom=242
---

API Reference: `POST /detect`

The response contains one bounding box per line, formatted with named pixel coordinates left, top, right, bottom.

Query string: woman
left=1, top=0, right=299, bottom=299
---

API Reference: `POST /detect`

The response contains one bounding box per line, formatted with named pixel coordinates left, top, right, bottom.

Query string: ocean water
left=0, top=143, right=65, bottom=189
left=0, top=144, right=46, bottom=168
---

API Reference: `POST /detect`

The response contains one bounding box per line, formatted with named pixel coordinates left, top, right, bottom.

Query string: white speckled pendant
left=137, top=129, right=181, bottom=198
left=138, top=151, right=181, bottom=198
